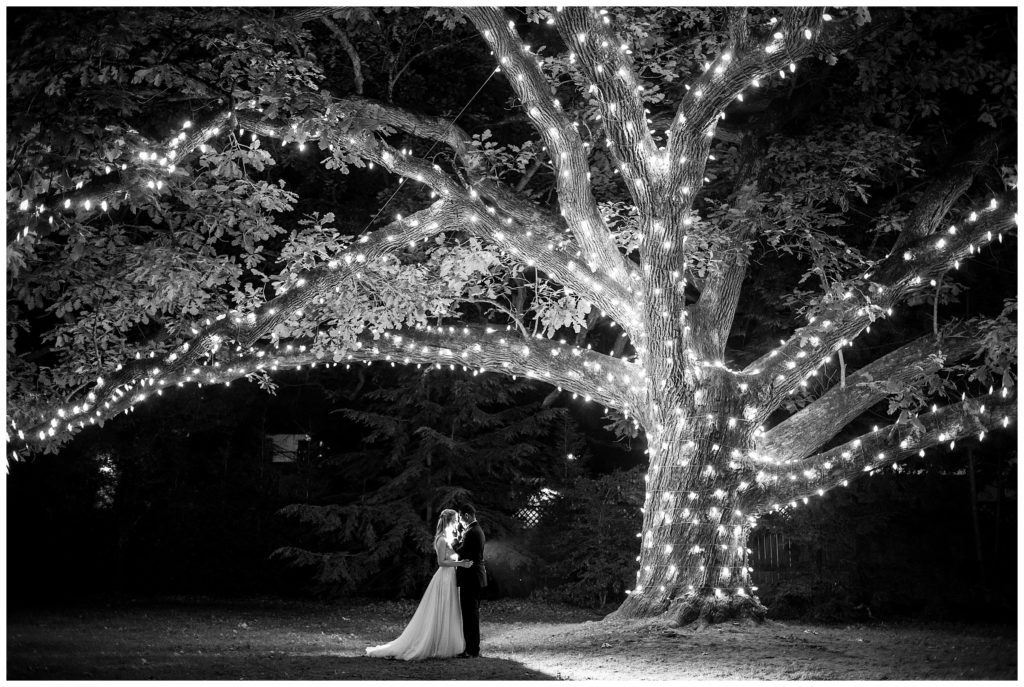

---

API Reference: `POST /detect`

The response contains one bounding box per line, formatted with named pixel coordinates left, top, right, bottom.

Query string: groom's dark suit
left=453, top=520, right=486, bottom=656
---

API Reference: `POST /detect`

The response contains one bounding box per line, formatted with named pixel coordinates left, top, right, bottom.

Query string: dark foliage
left=753, top=441, right=1017, bottom=623
left=273, top=365, right=583, bottom=597
left=7, top=384, right=298, bottom=603
left=529, top=466, right=644, bottom=608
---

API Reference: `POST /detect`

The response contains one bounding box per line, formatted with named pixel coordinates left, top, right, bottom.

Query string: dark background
left=7, top=364, right=1016, bottom=623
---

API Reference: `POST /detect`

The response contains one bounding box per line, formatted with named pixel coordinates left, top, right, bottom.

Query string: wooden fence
left=749, top=531, right=833, bottom=585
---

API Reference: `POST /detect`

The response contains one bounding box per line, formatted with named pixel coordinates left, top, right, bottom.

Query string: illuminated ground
left=7, top=597, right=1016, bottom=680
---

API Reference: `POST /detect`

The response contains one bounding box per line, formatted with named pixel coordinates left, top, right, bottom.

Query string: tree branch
left=286, top=8, right=340, bottom=26
left=324, top=126, right=638, bottom=329
left=317, top=95, right=487, bottom=175
left=9, top=111, right=234, bottom=236
left=759, top=328, right=984, bottom=461
left=465, top=8, right=634, bottom=287
left=13, top=108, right=643, bottom=450
left=321, top=16, right=364, bottom=95
left=669, top=8, right=866, bottom=144
left=661, top=10, right=874, bottom=232
left=555, top=7, right=660, bottom=215
left=746, top=203, right=1015, bottom=416
left=689, top=178, right=760, bottom=356
left=13, top=201, right=457, bottom=448
left=14, top=74, right=641, bottom=332
left=743, top=389, right=1016, bottom=514
left=15, top=320, right=644, bottom=451
left=892, top=132, right=1004, bottom=252
left=340, top=324, right=643, bottom=411
left=240, top=104, right=642, bottom=329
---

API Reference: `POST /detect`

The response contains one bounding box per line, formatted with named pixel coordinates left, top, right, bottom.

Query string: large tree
left=6, top=7, right=1016, bottom=624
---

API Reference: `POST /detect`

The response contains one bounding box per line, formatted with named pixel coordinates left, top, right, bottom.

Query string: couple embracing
left=366, top=504, right=487, bottom=660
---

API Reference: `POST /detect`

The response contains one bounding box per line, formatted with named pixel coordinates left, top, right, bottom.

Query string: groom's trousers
left=459, top=583, right=481, bottom=655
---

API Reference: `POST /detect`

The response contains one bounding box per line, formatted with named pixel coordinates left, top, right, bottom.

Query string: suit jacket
left=453, top=521, right=487, bottom=588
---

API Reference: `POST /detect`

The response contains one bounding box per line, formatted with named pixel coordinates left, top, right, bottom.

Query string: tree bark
left=612, top=369, right=767, bottom=624
left=761, top=330, right=982, bottom=461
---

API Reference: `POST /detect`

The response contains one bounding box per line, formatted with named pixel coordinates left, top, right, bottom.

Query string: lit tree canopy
left=6, top=7, right=1016, bottom=623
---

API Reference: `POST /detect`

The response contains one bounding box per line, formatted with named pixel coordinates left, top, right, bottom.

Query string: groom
left=453, top=503, right=486, bottom=658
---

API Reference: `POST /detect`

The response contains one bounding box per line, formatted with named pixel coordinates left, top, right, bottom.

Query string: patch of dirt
left=6, top=597, right=1016, bottom=680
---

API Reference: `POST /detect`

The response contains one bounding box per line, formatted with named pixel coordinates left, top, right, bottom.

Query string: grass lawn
left=6, top=596, right=1016, bottom=680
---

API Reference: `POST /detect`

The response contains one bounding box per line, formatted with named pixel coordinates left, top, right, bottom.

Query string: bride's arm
left=435, top=537, right=471, bottom=568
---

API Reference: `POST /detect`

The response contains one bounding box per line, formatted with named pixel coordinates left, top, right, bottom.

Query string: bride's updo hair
left=435, top=508, right=459, bottom=538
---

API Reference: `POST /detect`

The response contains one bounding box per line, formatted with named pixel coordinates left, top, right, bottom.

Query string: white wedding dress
left=365, top=535, right=465, bottom=660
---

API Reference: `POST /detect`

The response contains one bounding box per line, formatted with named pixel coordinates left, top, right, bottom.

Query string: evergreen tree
left=532, top=465, right=644, bottom=608
left=273, top=366, right=580, bottom=596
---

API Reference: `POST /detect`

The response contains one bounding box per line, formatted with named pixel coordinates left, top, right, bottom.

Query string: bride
left=365, top=509, right=473, bottom=660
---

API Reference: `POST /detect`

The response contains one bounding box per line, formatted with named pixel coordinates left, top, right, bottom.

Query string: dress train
left=365, top=537, right=465, bottom=660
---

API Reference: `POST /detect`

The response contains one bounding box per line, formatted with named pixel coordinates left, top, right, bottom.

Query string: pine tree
left=274, top=366, right=576, bottom=596
left=532, top=464, right=645, bottom=608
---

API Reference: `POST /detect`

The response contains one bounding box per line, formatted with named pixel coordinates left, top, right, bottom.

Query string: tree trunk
left=612, top=375, right=767, bottom=625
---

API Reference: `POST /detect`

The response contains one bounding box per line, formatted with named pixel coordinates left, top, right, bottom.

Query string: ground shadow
left=7, top=651, right=555, bottom=680
left=8, top=598, right=1016, bottom=680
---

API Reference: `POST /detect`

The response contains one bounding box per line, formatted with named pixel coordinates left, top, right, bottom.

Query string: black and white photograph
left=5, top=3, right=1017, bottom=681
